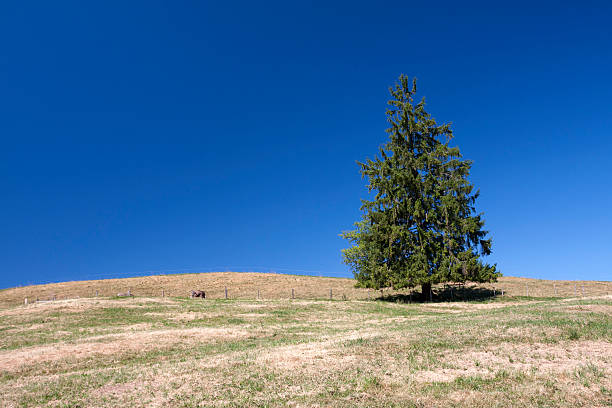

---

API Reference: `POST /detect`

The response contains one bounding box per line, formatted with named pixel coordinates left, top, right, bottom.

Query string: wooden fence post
left=329, top=288, right=332, bottom=300
left=162, top=289, right=165, bottom=298
left=225, top=287, right=228, bottom=299
left=257, top=289, right=260, bottom=300
left=291, top=288, right=295, bottom=299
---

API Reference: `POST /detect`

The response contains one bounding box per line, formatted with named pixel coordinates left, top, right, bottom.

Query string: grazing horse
left=190, top=290, right=206, bottom=298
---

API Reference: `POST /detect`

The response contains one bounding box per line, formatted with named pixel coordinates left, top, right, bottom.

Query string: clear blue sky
left=1, top=1, right=611, bottom=289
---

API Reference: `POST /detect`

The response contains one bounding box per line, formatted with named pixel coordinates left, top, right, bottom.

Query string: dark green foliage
left=341, top=75, right=500, bottom=292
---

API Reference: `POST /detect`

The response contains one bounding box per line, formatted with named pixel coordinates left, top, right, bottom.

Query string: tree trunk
left=421, top=282, right=432, bottom=302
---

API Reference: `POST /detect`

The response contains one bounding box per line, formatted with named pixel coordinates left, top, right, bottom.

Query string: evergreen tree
left=341, top=75, right=500, bottom=299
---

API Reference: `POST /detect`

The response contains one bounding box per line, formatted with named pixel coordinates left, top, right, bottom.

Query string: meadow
left=1, top=272, right=610, bottom=307
left=0, top=273, right=610, bottom=407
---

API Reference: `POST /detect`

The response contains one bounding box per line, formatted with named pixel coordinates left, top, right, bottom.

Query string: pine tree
left=341, top=75, right=500, bottom=299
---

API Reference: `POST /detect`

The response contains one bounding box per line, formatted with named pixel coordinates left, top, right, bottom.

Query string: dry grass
left=0, top=273, right=610, bottom=407
left=1, top=272, right=610, bottom=308
left=0, top=326, right=250, bottom=373
left=0, top=290, right=610, bottom=407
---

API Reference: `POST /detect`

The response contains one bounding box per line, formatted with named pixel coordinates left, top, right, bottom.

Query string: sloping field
left=0, top=292, right=610, bottom=407
left=1, top=272, right=610, bottom=308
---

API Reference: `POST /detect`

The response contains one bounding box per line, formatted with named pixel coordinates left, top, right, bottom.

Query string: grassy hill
left=1, top=272, right=611, bottom=308
left=0, top=283, right=610, bottom=407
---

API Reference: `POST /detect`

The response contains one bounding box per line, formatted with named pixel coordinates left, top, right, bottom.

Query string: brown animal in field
left=190, top=290, right=206, bottom=298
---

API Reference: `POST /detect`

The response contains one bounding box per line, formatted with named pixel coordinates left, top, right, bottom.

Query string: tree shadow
left=376, top=285, right=497, bottom=303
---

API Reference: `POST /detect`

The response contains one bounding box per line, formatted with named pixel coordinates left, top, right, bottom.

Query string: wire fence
left=8, top=277, right=612, bottom=308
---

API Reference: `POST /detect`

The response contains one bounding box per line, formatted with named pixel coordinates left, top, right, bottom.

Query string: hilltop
left=1, top=272, right=610, bottom=308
